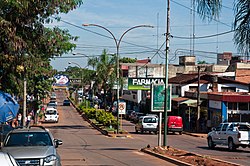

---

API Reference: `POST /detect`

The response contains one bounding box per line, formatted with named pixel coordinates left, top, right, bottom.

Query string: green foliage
left=0, top=0, right=84, bottom=96
left=195, top=0, right=250, bottom=55
left=197, top=60, right=207, bottom=64
left=120, top=57, right=136, bottom=63
left=81, top=106, right=117, bottom=128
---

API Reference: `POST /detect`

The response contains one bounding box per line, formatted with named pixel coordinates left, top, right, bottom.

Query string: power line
left=172, top=30, right=234, bottom=39
left=171, top=0, right=232, bottom=27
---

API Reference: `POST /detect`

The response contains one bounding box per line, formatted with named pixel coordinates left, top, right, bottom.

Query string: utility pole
left=196, top=66, right=201, bottom=132
left=23, top=78, right=27, bottom=127
left=163, top=0, right=170, bottom=147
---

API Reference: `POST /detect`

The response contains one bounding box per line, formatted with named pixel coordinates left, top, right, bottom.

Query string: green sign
left=151, top=84, right=171, bottom=112
left=128, top=77, right=164, bottom=90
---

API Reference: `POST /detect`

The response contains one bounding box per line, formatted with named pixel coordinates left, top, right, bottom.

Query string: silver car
left=1, top=126, right=62, bottom=166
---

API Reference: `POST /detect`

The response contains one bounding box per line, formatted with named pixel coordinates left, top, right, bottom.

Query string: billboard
left=128, top=77, right=164, bottom=90
left=53, top=74, right=70, bottom=86
left=151, top=84, right=171, bottom=112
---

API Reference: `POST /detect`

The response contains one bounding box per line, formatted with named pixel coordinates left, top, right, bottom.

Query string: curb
left=107, top=134, right=132, bottom=138
left=182, top=131, right=206, bottom=138
left=141, top=148, right=192, bottom=166
left=141, top=147, right=241, bottom=166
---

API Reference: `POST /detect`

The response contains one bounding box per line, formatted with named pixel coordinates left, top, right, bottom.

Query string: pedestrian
left=11, top=118, right=18, bottom=128
left=17, top=113, right=22, bottom=126
left=235, top=123, right=240, bottom=131
left=26, top=113, right=32, bottom=127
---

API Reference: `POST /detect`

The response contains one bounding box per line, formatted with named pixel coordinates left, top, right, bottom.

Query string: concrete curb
left=141, top=148, right=192, bottom=166
left=141, top=147, right=241, bottom=166
left=182, top=131, right=207, bottom=138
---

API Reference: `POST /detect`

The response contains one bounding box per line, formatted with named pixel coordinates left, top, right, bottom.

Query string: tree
left=88, top=49, right=116, bottom=110
left=0, top=0, right=84, bottom=96
left=197, top=60, right=207, bottom=64
left=120, top=57, right=137, bottom=63
left=196, top=0, right=250, bottom=55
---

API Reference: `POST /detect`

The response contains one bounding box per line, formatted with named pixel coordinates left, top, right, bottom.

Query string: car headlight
left=44, top=154, right=59, bottom=163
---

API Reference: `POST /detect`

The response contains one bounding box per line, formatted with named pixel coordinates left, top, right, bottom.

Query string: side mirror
left=54, top=139, right=63, bottom=148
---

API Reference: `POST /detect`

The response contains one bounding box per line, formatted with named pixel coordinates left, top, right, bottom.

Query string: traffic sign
left=118, top=102, right=126, bottom=115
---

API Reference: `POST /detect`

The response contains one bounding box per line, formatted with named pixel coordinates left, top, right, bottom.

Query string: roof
left=168, top=73, right=205, bottom=84
left=169, top=73, right=249, bottom=85
left=10, top=126, right=48, bottom=133
left=172, top=97, right=189, bottom=102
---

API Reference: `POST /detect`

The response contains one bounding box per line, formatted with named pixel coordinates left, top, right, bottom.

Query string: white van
left=44, top=107, right=59, bottom=123
left=135, top=115, right=158, bottom=134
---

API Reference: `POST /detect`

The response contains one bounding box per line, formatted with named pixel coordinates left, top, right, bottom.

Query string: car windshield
left=5, top=132, right=53, bottom=147
left=46, top=111, right=57, bottom=115
left=47, top=103, right=56, bottom=107
left=144, top=117, right=157, bottom=123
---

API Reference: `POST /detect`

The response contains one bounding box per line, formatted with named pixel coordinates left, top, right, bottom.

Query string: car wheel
left=179, top=131, right=182, bottom=135
left=208, top=137, right=215, bottom=149
left=135, top=129, right=138, bottom=133
left=153, top=131, right=157, bottom=135
left=228, top=138, right=236, bottom=151
left=141, top=129, right=144, bottom=134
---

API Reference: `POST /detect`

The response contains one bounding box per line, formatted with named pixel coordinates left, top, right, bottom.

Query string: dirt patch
left=143, top=146, right=239, bottom=166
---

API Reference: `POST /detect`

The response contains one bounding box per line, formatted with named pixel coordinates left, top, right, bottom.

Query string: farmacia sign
left=128, top=77, right=165, bottom=90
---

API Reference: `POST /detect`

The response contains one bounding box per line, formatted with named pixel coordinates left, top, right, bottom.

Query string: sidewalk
left=182, top=131, right=207, bottom=138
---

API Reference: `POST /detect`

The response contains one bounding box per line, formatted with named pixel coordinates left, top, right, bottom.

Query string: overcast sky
left=49, top=0, right=236, bottom=71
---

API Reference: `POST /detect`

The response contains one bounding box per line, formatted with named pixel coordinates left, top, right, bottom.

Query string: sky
left=49, top=0, right=237, bottom=71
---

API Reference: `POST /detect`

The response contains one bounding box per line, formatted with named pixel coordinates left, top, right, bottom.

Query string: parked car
left=167, top=116, right=183, bottom=135
left=63, top=99, right=70, bottom=106
left=0, top=124, right=13, bottom=142
left=44, top=107, right=59, bottom=123
left=135, top=115, right=158, bottom=134
left=0, top=151, right=19, bottom=166
left=130, top=112, right=144, bottom=123
left=1, top=126, right=62, bottom=166
left=207, top=122, right=250, bottom=151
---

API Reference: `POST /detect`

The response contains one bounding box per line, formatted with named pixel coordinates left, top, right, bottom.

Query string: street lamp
left=83, top=23, right=154, bottom=133
left=68, top=62, right=84, bottom=101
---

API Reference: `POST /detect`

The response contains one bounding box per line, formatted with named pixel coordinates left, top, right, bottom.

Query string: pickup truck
left=207, top=122, right=250, bottom=151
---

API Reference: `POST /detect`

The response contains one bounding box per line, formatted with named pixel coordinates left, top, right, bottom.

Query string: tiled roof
left=169, top=73, right=249, bottom=85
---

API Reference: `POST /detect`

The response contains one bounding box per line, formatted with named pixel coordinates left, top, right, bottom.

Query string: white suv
left=135, top=115, right=158, bottom=134
left=44, top=107, right=59, bottom=123
left=207, top=122, right=250, bottom=151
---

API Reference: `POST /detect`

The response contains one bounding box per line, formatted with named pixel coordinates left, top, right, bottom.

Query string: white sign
left=209, top=100, right=221, bottom=109
left=118, top=102, right=126, bottom=115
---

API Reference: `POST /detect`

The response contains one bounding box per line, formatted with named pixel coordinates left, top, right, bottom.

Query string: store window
left=228, top=102, right=237, bottom=110
left=238, top=102, right=248, bottom=111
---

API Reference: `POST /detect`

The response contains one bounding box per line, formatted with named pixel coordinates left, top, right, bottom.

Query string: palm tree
left=196, top=0, right=249, bottom=55
left=89, top=49, right=116, bottom=110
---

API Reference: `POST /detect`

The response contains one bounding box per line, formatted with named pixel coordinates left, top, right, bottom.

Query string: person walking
left=17, top=113, right=22, bottom=126
left=26, top=113, right=32, bottom=127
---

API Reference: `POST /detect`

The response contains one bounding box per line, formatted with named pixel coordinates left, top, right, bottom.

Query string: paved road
left=121, top=111, right=250, bottom=166
left=42, top=90, right=176, bottom=166
left=43, top=90, right=250, bottom=166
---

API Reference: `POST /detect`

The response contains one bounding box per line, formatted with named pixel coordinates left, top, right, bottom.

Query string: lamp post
left=68, top=62, right=84, bottom=101
left=83, top=23, right=153, bottom=133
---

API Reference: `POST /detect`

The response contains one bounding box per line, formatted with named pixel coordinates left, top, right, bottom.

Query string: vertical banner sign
left=118, top=102, right=126, bottom=115
left=151, top=84, right=171, bottom=112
